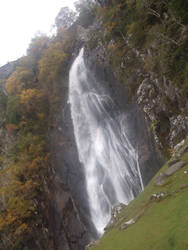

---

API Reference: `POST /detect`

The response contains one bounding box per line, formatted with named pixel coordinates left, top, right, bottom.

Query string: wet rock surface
left=84, top=42, right=163, bottom=186
left=104, top=203, right=126, bottom=230
left=48, top=174, right=89, bottom=250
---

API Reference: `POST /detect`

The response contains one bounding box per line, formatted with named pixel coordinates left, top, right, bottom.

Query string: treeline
left=0, top=0, right=96, bottom=247
left=0, top=8, right=80, bottom=249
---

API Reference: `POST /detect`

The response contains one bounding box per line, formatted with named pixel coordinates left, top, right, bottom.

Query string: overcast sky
left=0, top=0, right=75, bottom=66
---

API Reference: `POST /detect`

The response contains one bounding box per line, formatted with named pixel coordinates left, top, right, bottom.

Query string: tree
left=74, top=0, right=96, bottom=27
left=5, top=68, right=35, bottom=95
left=38, top=42, right=67, bottom=87
left=6, top=96, right=21, bottom=125
left=55, top=7, right=76, bottom=31
left=169, top=0, right=188, bottom=24
left=27, top=35, right=49, bottom=63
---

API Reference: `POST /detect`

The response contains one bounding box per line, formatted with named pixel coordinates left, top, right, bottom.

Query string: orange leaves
left=6, top=123, right=18, bottom=134
left=5, top=71, right=25, bottom=95
left=15, top=223, right=29, bottom=236
left=0, top=167, right=36, bottom=234
left=19, top=88, right=45, bottom=113
left=16, top=88, right=48, bottom=132
left=0, top=18, right=74, bottom=249
left=39, top=41, right=67, bottom=85
left=20, top=89, right=44, bottom=103
left=0, top=125, right=48, bottom=241
left=5, top=68, right=34, bottom=95
left=27, top=35, right=49, bottom=61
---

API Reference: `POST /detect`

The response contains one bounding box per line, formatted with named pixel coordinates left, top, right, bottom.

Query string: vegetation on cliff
left=94, top=0, right=188, bottom=153
left=96, top=0, right=188, bottom=94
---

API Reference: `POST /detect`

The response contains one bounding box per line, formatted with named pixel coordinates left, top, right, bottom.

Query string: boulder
left=164, top=161, right=187, bottom=176
left=104, top=203, right=126, bottom=231
left=154, top=173, right=167, bottom=186
left=178, top=145, right=188, bottom=157
left=172, top=139, right=185, bottom=157
left=169, top=116, right=188, bottom=148
left=111, top=203, right=126, bottom=219
left=168, top=159, right=179, bottom=167
left=120, top=218, right=136, bottom=230
left=150, top=192, right=165, bottom=201
left=85, top=240, right=100, bottom=250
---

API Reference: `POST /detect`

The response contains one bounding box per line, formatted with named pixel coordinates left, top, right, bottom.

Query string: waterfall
left=69, top=48, right=143, bottom=236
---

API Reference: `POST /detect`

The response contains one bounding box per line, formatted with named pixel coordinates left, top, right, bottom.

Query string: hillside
left=89, top=138, right=188, bottom=250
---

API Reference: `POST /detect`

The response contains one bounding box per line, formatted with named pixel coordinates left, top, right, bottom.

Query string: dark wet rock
left=154, top=173, right=167, bottom=186
left=53, top=97, right=98, bottom=240
left=49, top=175, right=89, bottom=250
left=111, top=203, right=126, bottom=219
left=104, top=203, right=126, bottom=230
left=85, top=41, right=163, bottom=187
left=164, top=161, right=187, bottom=176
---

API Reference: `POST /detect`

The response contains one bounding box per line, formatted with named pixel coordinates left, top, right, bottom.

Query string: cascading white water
left=69, top=48, right=143, bottom=236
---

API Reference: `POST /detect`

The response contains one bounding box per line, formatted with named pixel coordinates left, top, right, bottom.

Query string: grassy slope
left=90, top=141, right=188, bottom=250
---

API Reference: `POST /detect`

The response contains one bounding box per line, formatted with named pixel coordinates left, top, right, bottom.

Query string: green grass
left=90, top=141, right=188, bottom=250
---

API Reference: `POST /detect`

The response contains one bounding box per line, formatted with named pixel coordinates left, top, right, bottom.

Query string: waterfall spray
left=69, top=48, right=143, bottom=235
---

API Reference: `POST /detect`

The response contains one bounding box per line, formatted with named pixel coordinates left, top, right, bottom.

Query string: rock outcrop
left=154, top=161, right=187, bottom=187
left=165, top=161, right=187, bottom=176
left=104, top=203, right=126, bottom=231
left=84, top=38, right=163, bottom=185
left=120, top=218, right=136, bottom=230
left=48, top=176, right=89, bottom=250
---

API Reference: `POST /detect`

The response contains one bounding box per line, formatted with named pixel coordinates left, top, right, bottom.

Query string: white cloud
left=0, top=0, right=75, bottom=66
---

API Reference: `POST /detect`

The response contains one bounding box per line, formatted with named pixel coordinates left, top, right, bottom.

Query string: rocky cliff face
left=47, top=72, right=93, bottom=249
left=84, top=32, right=164, bottom=185
left=48, top=174, right=89, bottom=250
left=137, top=74, right=188, bottom=150
left=82, top=16, right=188, bottom=157
left=44, top=22, right=167, bottom=249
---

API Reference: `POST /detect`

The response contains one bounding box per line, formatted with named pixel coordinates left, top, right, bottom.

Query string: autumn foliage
left=0, top=1, right=91, bottom=248
left=0, top=26, right=76, bottom=248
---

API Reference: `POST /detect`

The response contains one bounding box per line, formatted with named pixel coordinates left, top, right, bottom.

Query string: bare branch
left=148, top=8, right=161, bottom=18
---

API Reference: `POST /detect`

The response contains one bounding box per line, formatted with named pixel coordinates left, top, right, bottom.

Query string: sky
left=0, top=0, right=75, bottom=66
